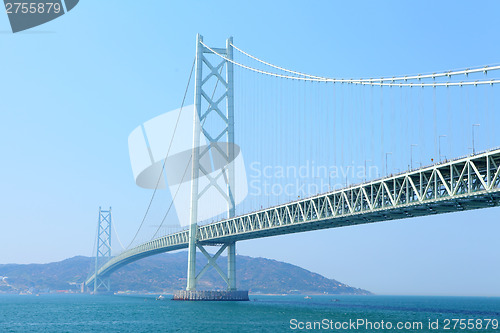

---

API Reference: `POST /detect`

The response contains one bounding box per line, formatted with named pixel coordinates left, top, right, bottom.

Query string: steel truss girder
left=86, top=148, right=500, bottom=288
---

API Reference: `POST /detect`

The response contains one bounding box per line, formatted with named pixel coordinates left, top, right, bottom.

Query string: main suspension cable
left=202, top=41, right=500, bottom=87
left=232, top=42, right=500, bottom=82
left=230, top=43, right=325, bottom=79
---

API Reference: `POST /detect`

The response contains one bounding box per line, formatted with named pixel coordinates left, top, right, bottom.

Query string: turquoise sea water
left=0, top=294, right=499, bottom=332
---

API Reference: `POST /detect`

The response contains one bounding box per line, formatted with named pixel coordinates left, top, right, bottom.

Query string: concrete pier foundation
left=173, top=290, right=249, bottom=301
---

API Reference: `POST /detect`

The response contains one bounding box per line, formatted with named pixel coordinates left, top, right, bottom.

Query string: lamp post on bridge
left=439, top=135, right=447, bottom=162
left=385, top=152, right=392, bottom=176
left=410, top=144, right=418, bottom=170
left=472, top=124, right=480, bottom=155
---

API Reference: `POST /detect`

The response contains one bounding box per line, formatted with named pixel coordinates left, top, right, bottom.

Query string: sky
left=1, top=0, right=500, bottom=296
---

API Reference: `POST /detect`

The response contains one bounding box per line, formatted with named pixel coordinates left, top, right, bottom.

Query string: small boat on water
left=304, top=296, right=312, bottom=299
left=156, top=295, right=165, bottom=300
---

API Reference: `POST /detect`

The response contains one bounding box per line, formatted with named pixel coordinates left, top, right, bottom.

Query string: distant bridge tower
left=176, top=34, right=247, bottom=300
left=93, top=207, right=112, bottom=294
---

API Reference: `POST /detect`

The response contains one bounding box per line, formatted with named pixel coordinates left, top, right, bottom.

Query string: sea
left=0, top=294, right=499, bottom=332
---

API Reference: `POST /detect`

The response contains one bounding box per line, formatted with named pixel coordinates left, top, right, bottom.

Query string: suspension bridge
left=85, top=35, right=500, bottom=300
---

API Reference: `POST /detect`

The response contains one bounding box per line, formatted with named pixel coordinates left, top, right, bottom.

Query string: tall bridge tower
left=174, top=34, right=248, bottom=301
left=92, top=207, right=112, bottom=294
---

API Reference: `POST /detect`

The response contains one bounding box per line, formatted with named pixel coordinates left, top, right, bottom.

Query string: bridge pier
left=173, top=290, right=248, bottom=301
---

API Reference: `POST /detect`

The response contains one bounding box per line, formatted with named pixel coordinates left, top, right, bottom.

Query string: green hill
left=0, top=252, right=370, bottom=295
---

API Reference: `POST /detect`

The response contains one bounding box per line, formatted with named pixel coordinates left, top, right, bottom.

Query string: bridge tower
left=92, top=207, right=112, bottom=294
left=175, top=34, right=247, bottom=301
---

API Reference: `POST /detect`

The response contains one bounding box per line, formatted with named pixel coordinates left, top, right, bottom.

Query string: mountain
left=0, top=252, right=370, bottom=295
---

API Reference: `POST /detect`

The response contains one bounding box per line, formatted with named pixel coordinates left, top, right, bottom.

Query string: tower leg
left=186, top=223, right=197, bottom=291
left=227, top=242, right=236, bottom=291
left=186, top=33, right=204, bottom=292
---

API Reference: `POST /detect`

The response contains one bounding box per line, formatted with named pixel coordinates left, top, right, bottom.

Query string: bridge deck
left=86, top=148, right=500, bottom=287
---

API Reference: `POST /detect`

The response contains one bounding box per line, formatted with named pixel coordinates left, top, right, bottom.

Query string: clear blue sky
left=1, top=0, right=499, bottom=296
